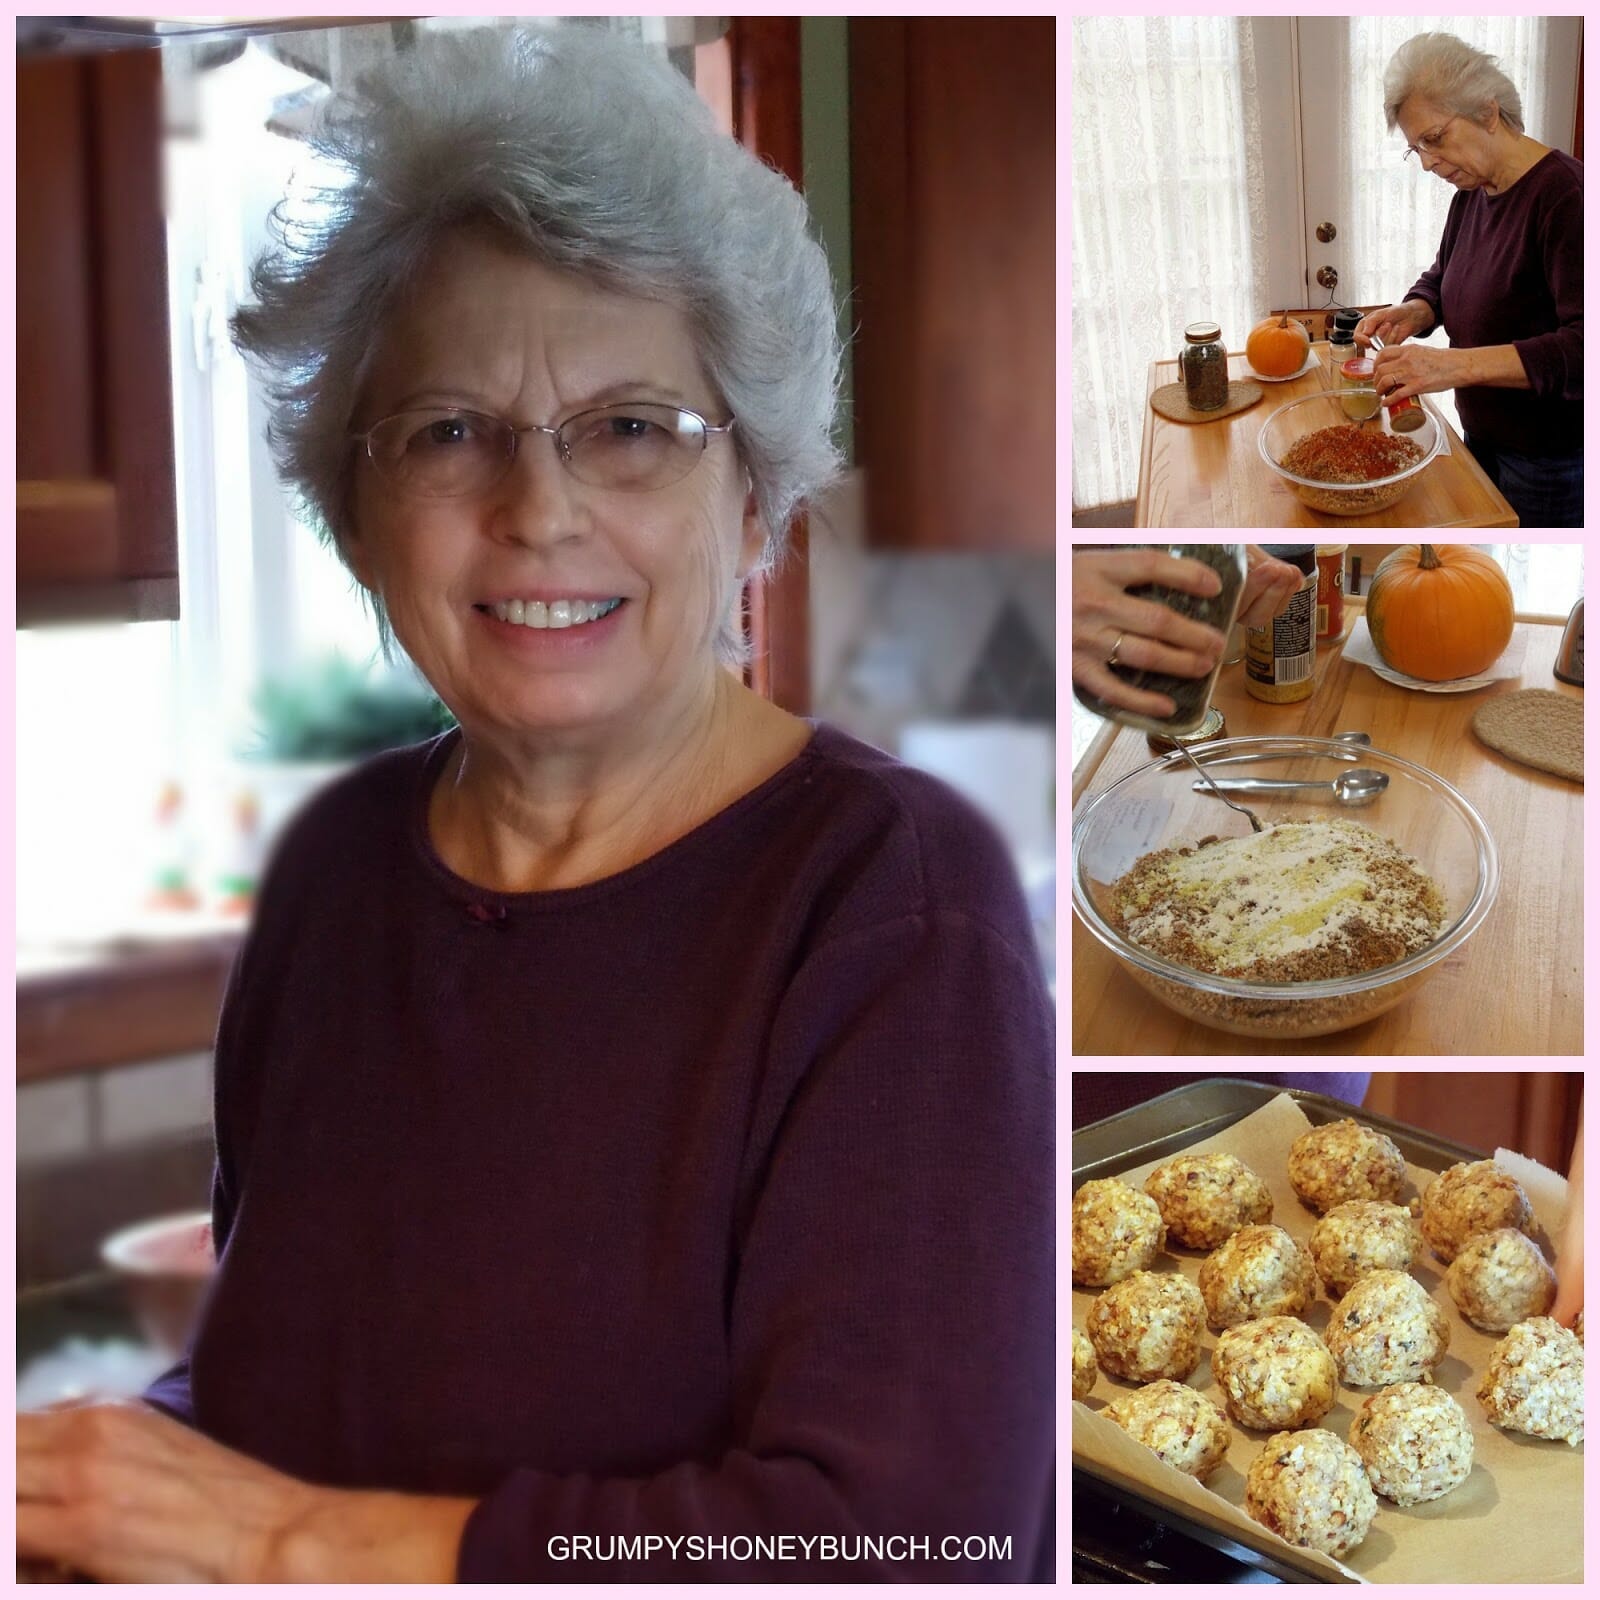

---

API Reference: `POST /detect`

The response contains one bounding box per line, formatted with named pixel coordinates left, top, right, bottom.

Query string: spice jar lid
left=1146, top=706, right=1228, bottom=753
left=1331, top=308, right=1363, bottom=333
left=1341, top=357, right=1375, bottom=379
left=1183, top=321, right=1222, bottom=343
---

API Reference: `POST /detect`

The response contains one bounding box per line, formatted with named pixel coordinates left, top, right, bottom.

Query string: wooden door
left=17, top=49, right=179, bottom=624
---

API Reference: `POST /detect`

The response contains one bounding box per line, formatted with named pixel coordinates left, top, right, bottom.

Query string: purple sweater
left=143, top=721, right=1055, bottom=1581
left=1405, top=148, right=1582, bottom=456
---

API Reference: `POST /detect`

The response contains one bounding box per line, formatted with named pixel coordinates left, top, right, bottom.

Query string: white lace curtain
left=1070, top=17, right=1269, bottom=513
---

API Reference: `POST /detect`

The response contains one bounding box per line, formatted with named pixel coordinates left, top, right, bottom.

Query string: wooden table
left=1134, top=342, right=1518, bottom=528
left=1071, top=603, right=1581, bottom=1055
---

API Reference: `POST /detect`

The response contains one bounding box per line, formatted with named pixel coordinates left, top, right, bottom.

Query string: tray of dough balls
left=1071, top=1083, right=1582, bottom=1584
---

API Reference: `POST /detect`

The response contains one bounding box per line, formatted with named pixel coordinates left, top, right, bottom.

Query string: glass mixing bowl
left=1072, top=737, right=1498, bottom=1039
left=1259, top=390, right=1444, bottom=517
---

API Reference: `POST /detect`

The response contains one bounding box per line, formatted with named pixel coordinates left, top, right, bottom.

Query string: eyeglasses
left=350, top=402, right=737, bottom=499
left=1402, top=116, right=1460, bottom=163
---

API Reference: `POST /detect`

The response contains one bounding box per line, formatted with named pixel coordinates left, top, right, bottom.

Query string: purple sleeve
left=458, top=912, right=1055, bottom=1581
left=1510, top=180, right=1582, bottom=401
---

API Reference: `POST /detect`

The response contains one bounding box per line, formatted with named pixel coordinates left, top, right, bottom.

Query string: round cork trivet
left=1471, top=689, right=1582, bottom=784
left=1150, top=380, right=1264, bottom=424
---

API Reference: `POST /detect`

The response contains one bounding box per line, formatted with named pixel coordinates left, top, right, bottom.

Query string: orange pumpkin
left=1365, top=544, right=1514, bottom=681
left=1246, top=313, right=1311, bottom=378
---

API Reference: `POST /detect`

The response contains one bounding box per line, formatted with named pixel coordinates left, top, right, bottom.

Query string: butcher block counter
left=1071, top=602, right=1580, bottom=1055
left=1135, top=342, right=1518, bottom=528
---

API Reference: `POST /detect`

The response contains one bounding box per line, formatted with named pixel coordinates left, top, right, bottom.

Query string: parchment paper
left=1072, top=1092, right=1583, bottom=1584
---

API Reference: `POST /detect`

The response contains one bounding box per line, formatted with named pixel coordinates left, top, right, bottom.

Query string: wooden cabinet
left=17, top=49, right=179, bottom=624
left=849, top=19, right=1054, bottom=553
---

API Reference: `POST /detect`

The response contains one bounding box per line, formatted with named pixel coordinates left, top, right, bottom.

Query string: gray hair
left=232, top=23, right=844, bottom=668
left=1383, top=32, right=1525, bottom=137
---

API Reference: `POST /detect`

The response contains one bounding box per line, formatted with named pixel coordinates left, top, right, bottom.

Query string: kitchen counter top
left=1134, top=342, right=1518, bottom=528
left=1071, top=602, right=1581, bottom=1055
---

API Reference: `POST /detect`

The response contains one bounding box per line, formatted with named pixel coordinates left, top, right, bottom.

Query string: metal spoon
left=1190, top=768, right=1390, bottom=807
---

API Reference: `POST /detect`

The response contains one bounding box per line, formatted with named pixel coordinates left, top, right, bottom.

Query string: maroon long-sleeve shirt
left=1404, top=148, right=1582, bottom=455
left=143, top=721, right=1056, bottom=1581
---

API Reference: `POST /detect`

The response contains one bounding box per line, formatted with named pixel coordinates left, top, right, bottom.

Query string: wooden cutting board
left=1071, top=602, right=1581, bottom=1055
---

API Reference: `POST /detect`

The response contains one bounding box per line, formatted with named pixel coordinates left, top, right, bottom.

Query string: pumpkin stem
left=1419, top=544, right=1441, bottom=570
left=1277, top=312, right=1290, bottom=330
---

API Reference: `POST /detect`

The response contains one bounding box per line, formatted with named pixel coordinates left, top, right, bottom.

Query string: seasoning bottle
left=1074, top=544, right=1247, bottom=736
left=1385, top=391, right=1425, bottom=431
left=1314, top=544, right=1347, bottom=640
left=1178, top=323, right=1229, bottom=412
left=1327, top=308, right=1361, bottom=375
left=1245, top=544, right=1317, bottom=705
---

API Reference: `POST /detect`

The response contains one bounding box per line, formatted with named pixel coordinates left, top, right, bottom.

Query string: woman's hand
left=16, top=1401, right=475, bottom=1581
left=1072, top=548, right=1227, bottom=721
left=1354, top=298, right=1435, bottom=351
left=1369, top=341, right=1467, bottom=405
left=1237, top=545, right=1304, bottom=629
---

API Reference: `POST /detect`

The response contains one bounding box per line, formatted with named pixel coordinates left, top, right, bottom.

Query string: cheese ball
left=1212, top=1316, right=1338, bottom=1430
left=1326, top=1270, right=1450, bottom=1387
left=1445, top=1226, right=1556, bottom=1333
left=1244, top=1429, right=1378, bottom=1561
left=1309, top=1200, right=1424, bottom=1299
left=1419, top=1159, right=1533, bottom=1263
left=1348, top=1382, right=1474, bottom=1506
left=1144, top=1152, right=1272, bottom=1250
left=1072, top=1328, right=1098, bottom=1402
left=1477, top=1316, right=1584, bottom=1446
left=1102, top=1379, right=1233, bottom=1480
left=1072, top=1178, right=1167, bottom=1286
left=1288, top=1118, right=1408, bottom=1213
left=1575, top=1310, right=1584, bottom=1344
left=1199, top=1224, right=1317, bottom=1329
left=1086, top=1270, right=1204, bottom=1383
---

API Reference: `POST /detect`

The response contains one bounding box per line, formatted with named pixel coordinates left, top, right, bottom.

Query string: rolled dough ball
left=1445, top=1226, right=1556, bottom=1333
left=1326, top=1270, right=1449, bottom=1387
left=1072, top=1327, right=1098, bottom=1401
left=1420, top=1159, right=1533, bottom=1263
left=1288, top=1118, right=1407, bottom=1213
left=1348, top=1382, right=1474, bottom=1506
left=1212, top=1315, right=1338, bottom=1430
left=1244, top=1429, right=1378, bottom=1560
left=1199, top=1224, right=1317, bottom=1329
left=1086, top=1269, right=1204, bottom=1383
left=1309, top=1200, right=1423, bottom=1299
left=1072, top=1177, right=1167, bottom=1286
left=1102, top=1379, right=1233, bottom=1480
left=1576, top=1310, right=1584, bottom=1344
left=1477, top=1316, right=1584, bottom=1446
left=1145, top=1152, right=1272, bottom=1250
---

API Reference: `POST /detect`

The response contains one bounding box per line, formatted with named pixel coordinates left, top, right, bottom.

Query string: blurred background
left=16, top=15, right=1054, bottom=1400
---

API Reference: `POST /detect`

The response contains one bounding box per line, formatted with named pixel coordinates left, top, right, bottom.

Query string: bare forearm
left=273, top=1489, right=478, bottom=1582
left=1453, top=343, right=1532, bottom=390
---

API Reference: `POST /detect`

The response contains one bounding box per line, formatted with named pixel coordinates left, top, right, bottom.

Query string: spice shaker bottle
left=1245, top=544, right=1317, bottom=704
left=1074, top=545, right=1248, bottom=736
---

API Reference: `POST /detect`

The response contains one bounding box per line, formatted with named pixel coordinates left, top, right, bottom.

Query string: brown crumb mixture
left=1106, top=819, right=1446, bottom=983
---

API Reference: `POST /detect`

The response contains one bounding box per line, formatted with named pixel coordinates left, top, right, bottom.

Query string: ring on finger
left=1106, top=631, right=1126, bottom=669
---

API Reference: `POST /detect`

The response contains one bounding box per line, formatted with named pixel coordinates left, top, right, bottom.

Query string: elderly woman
left=1356, top=32, right=1582, bottom=526
left=16, top=27, right=1053, bottom=1584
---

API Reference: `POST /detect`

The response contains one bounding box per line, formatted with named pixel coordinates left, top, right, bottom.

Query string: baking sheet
left=1071, top=1091, right=1583, bottom=1584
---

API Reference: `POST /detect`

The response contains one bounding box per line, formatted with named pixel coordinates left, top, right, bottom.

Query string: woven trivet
left=1150, top=379, right=1264, bottom=424
left=1471, top=689, right=1582, bottom=784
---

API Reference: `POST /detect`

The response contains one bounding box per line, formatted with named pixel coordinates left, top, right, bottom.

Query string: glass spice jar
left=1179, top=322, right=1229, bottom=412
left=1339, top=357, right=1381, bottom=421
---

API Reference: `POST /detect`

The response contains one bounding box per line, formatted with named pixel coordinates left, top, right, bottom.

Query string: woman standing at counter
left=1356, top=33, right=1582, bottom=527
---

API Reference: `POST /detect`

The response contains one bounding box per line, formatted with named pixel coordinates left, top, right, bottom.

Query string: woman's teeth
left=488, top=597, right=623, bottom=629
